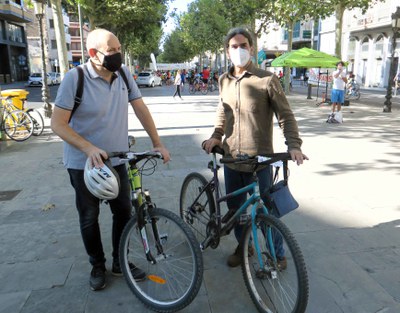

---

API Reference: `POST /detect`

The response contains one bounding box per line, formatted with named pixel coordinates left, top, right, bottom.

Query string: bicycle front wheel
left=119, top=208, right=203, bottom=313
left=241, top=214, right=309, bottom=313
left=4, top=110, right=34, bottom=141
left=180, top=172, right=215, bottom=245
left=189, top=85, right=195, bottom=94
left=26, top=108, right=44, bottom=136
left=200, top=85, right=208, bottom=95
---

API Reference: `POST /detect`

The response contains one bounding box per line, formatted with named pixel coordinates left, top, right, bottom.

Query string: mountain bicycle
left=111, top=136, right=203, bottom=313
left=1, top=97, right=34, bottom=141
left=189, top=80, right=208, bottom=95
left=344, top=83, right=361, bottom=100
left=180, top=148, right=309, bottom=313
left=1, top=95, right=44, bottom=136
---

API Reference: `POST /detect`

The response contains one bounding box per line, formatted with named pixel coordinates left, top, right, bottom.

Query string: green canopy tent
left=270, top=47, right=340, bottom=68
left=271, top=48, right=341, bottom=101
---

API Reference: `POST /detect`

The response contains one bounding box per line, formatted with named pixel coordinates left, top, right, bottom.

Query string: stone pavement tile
left=306, top=271, right=343, bottom=313
left=306, top=254, right=399, bottom=313
left=20, top=285, right=88, bottom=313
left=0, top=291, right=30, bottom=313
left=0, top=258, right=73, bottom=293
left=296, top=226, right=394, bottom=259
left=84, top=277, right=152, bottom=313
left=203, top=262, right=258, bottom=313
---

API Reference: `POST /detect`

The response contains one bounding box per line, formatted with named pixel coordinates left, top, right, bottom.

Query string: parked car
left=27, top=73, right=53, bottom=87
left=135, top=71, right=162, bottom=87
left=48, top=72, right=61, bottom=85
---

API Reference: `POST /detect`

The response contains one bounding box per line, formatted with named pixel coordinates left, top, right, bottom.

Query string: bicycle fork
left=129, top=166, right=166, bottom=264
left=251, top=201, right=280, bottom=280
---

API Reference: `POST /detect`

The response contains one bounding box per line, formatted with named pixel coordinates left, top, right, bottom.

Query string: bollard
left=307, top=84, right=312, bottom=99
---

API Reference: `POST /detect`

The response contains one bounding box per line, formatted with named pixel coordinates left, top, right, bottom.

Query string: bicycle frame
left=200, top=153, right=277, bottom=268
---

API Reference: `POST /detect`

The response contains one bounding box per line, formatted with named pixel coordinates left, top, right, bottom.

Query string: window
left=7, top=23, right=23, bottom=42
left=71, top=42, right=81, bottom=50
left=49, top=19, right=54, bottom=29
left=66, top=43, right=70, bottom=51
left=293, top=22, right=300, bottom=38
left=0, top=21, right=4, bottom=40
left=51, top=40, right=57, bottom=49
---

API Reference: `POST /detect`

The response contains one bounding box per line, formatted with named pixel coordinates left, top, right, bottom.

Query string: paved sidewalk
left=0, top=91, right=399, bottom=313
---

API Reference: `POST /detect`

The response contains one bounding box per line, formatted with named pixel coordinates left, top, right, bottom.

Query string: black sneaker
left=112, top=261, right=146, bottom=281
left=90, top=265, right=106, bottom=291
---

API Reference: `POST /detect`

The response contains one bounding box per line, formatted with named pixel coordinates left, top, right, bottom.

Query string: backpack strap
left=69, top=65, right=85, bottom=123
left=118, top=67, right=131, bottom=94
left=68, top=65, right=130, bottom=123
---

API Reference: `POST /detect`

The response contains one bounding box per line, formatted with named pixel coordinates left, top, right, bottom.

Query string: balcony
left=0, top=0, right=34, bottom=23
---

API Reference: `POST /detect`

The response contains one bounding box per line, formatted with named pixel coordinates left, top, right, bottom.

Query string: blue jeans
left=224, top=165, right=284, bottom=257
left=68, top=164, right=132, bottom=266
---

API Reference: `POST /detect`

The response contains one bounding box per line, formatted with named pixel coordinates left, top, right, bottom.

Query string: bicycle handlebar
left=108, top=151, right=163, bottom=164
left=220, top=152, right=291, bottom=166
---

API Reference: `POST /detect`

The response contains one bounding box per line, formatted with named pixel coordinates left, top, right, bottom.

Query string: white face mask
left=229, top=48, right=251, bottom=67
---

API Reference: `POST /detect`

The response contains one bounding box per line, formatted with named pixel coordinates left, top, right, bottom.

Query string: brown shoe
left=227, top=245, right=255, bottom=267
left=277, top=256, right=287, bottom=270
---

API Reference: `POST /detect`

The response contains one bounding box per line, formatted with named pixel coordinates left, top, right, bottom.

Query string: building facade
left=69, top=14, right=89, bottom=66
left=0, top=0, right=34, bottom=83
left=26, top=1, right=72, bottom=75
left=258, top=1, right=399, bottom=88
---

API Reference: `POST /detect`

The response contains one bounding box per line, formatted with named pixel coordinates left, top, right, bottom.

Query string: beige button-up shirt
left=211, top=63, right=302, bottom=172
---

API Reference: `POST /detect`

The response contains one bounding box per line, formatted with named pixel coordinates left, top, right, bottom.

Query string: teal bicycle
left=180, top=148, right=309, bottom=313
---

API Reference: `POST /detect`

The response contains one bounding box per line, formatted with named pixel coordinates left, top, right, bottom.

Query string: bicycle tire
left=355, top=91, right=360, bottom=100
left=26, top=108, right=44, bottom=136
left=200, top=85, right=208, bottom=95
left=241, top=214, right=309, bottom=313
left=3, top=110, right=34, bottom=141
left=119, top=208, right=203, bottom=313
left=180, top=172, right=216, bottom=245
left=344, top=92, right=350, bottom=100
left=189, top=85, right=195, bottom=94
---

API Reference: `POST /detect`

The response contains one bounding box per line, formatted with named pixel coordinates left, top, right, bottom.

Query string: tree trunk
left=284, top=20, right=294, bottom=94
left=334, top=3, right=345, bottom=59
left=51, top=0, right=69, bottom=78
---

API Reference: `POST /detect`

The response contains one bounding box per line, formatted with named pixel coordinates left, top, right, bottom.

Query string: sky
left=160, top=0, right=193, bottom=49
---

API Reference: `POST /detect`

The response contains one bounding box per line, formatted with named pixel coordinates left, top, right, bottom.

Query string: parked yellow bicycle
left=1, top=89, right=44, bottom=137
left=0, top=97, right=34, bottom=141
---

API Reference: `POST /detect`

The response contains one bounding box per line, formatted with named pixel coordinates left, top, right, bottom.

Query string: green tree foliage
left=159, top=29, right=193, bottom=63
left=66, top=0, right=168, bottom=65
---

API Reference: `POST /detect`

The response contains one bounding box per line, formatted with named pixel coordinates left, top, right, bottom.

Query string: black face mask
left=97, top=50, right=122, bottom=72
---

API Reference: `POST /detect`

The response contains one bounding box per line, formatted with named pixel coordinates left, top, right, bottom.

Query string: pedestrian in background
left=173, top=69, right=183, bottom=100
left=51, top=28, right=170, bottom=291
left=202, top=27, right=307, bottom=268
left=331, top=61, right=347, bottom=115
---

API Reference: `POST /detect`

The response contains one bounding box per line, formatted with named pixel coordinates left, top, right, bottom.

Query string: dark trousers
left=224, top=165, right=284, bottom=257
left=173, top=85, right=182, bottom=98
left=68, top=164, right=132, bottom=266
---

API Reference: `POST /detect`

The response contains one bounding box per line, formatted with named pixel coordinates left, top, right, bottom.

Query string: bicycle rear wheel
left=26, top=108, right=44, bottom=136
left=241, top=214, right=309, bottom=313
left=180, top=172, right=215, bottom=245
left=119, top=208, right=203, bottom=313
left=200, top=84, right=208, bottom=95
left=4, top=110, right=34, bottom=141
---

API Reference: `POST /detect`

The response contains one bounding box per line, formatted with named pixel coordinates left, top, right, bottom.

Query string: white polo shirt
left=55, top=61, right=142, bottom=169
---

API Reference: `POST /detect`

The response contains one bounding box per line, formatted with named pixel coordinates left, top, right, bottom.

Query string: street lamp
left=383, top=6, right=400, bottom=113
left=33, top=0, right=52, bottom=118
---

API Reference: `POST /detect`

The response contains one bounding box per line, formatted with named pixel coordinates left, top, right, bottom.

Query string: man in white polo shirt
left=51, top=28, right=170, bottom=291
